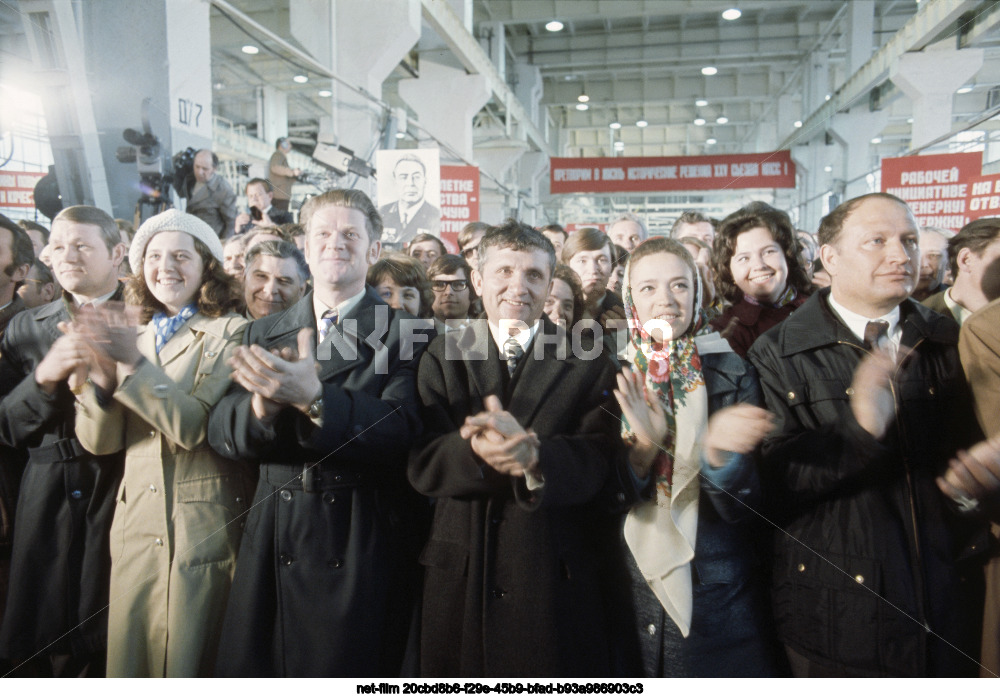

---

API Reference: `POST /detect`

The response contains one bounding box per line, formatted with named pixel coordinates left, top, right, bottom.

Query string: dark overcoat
left=408, top=318, right=626, bottom=677
left=208, top=288, right=428, bottom=677
left=0, top=294, right=124, bottom=662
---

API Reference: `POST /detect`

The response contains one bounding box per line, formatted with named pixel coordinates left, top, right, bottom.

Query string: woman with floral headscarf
left=613, top=237, right=781, bottom=677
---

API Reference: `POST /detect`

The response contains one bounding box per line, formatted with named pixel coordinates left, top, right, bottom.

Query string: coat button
left=329, top=558, right=342, bottom=568
left=149, top=430, right=156, bottom=438
left=70, top=490, right=83, bottom=499
left=235, top=496, right=242, bottom=503
left=787, top=391, right=796, bottom=400
left=646, top=624, right=656, bottom=636
left=334, top=474, right=342, bottom=482
left=322, top=492, right=336, bottom=504
left=845, top=387, right=855, bottom=396
left=797, top=563, right=806, bottom=572
left=149, top=484, right=157, bottom=493
left=854, top=574, right=865, bottom=584
left=491, top=588, right=506, bottom=599
left=205, top=351, right=218, bottom=358
left=280, top=554, right=292, bottom=566
left=928, top=387, right=935, bottom=395
left=616, top=492, right=626, bottom=503
left=152, top=384, right=169, bottom=398
left=154, top=538, right=163, bottom=546
left=280, top=489, right=292, bottom=502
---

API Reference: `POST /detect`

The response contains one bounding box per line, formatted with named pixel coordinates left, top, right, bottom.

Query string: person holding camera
left=234, top=178, right=292, bottom=237
left=183, top=149, right=237, bottom=240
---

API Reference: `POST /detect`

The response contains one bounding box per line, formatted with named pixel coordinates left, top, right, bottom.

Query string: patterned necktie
left=152, top=304, right=197, bottom=353
left=318, top=309, right=338, bottom=344
left=504, top=337, right=524, bottom=377
left=863, top=320, right=890, bottom=351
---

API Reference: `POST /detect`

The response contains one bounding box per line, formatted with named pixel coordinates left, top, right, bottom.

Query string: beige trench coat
left=75, top=312, right=252, bottom=677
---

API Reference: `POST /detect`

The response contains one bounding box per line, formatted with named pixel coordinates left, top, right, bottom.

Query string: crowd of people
left=0, top=181, right=999, bottom=680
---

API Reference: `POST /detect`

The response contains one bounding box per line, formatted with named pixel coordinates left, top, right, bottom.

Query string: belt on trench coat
left=28, top=437, right=87, bottom=463
left=260, top=462, right=364, bottom=494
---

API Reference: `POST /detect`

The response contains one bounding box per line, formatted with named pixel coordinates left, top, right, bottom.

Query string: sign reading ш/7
left=550, top=151, right=796, bottom=194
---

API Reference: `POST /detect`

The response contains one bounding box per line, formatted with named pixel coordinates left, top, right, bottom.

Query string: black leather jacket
left=747, top=289, right=986, bottom=677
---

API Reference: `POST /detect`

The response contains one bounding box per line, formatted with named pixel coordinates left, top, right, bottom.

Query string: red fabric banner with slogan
left=967, top=174, right=1000, bottom=219
left=550, top=151, right=796, bottom=194
left=881, top=152, right=982, bottom=231
left=0, top=171, right=45, bottom=208
left=439, top=165, right=480, bottom=253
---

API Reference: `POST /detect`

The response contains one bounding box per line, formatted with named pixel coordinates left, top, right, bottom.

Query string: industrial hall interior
left=2, top=0, right=1000, bottom=683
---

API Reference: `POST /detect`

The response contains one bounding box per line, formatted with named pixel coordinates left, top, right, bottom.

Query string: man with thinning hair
left=209, top=189, right=428, bottom=677
left=409, top=220, right=626, bottom=676
left=0, top=206, right=127, bottom=676
left=748, top=193, right=985, bottom=677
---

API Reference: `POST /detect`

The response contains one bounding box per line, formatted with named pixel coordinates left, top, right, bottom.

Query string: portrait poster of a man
left=376, top=148, right=442, bottom=248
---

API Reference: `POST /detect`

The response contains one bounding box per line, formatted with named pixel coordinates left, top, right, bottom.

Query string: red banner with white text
left=550, top=151, right=796, bottom=194
left=0, top=171, right=44, bottom=208
left=881, top=151, right=982, bottom=231
left=439, top=165, right=479, bottom=253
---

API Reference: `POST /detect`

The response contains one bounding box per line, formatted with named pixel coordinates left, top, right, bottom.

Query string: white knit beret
left=129, top=209, right=225, bottom=271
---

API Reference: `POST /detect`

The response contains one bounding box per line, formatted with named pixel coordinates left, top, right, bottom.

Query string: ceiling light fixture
left=241, top=45, right=259, bottom=55
left=636, top=119, right=648, bottom=128
left=576, top=103, right=589, bottom=111
left=824, top=165, right=833, bottom=172
left=702, top=66, right=718, bottom=76
left=614, top=141, right=625, bottom=150
left=706, top=138, right=717, bottom=145
left=716, top=116, right=729, bottom=124
left=694, top=117, right=706, bottom=126
left=793, top=120, right=803, bottom=128
left=610, top=121, right=621, bottom=129
left=546, top=20, right=564, bottom=32
left=871, top=136, right=882, bottom=144
left=293, top=75, right=308, bottom=84
left=722, top=8, right=742, bottom=20
left=578, top=91, right=589, bottom=103
left=318, top=89, right=332, bottom=97
left=957, top=85, right=974, bottom=94
left=695, top=99, right=708, bottom=107
left=825, top=94, right=831, bottom=101
left=396, top=132, right=407, bottom=139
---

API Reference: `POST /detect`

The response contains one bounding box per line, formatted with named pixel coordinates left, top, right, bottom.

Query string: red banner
left=550, top=151, right=795, bottom=194
left=439, top=165, right=479, bottom=253
left=881, top=152, right=982, bottom=231
left=0, top=171, right=45, bottom=208
left=967, top=174, right=1000, bottom=219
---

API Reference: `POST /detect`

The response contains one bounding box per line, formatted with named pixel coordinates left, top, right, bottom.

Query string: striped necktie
left=504, top=337, right=524, bottom=376
left=318, top=309, right=338, bottom=344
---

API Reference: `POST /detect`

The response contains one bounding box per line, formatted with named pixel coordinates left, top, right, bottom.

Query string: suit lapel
left=317, top=288, right=390, bottom=381
left=506, top=324, right=570, bottom=426
left=262, top=292, right=316, bottom=349
left=463, top=320, right=503, bottom=403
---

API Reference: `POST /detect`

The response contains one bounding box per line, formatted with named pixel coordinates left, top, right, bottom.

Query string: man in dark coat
left=408, top=220, right=625, bottom=677
left=0, top=205, right=126, bottom=677
left=184, top=149, right=237, bottom=239
left=747, top=193, right=986, bottom=677
left=208, top=189, right=429, bottom=677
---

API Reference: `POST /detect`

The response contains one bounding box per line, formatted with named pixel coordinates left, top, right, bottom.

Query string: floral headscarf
left=621, top=248, right=711, bottom=502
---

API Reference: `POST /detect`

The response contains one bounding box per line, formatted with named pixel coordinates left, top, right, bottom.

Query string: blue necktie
left=318, top=309, right=339, bottom=345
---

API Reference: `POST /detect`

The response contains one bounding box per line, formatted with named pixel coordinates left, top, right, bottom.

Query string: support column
left=514, top=63, right=543, bottom=130
left=517, top=152, right=548, bottom=226
left=21, top=0, right=212, bottom=220
left=807, top=51, right=830, bottom=116
left=846, top=1, right=875, bottom=76
left=829, top=108, right=888, bottom=199
left=399, top=61, right=491, bottom=162
left=892, top=44, right=984, bottom=150
left=792, top=139, right=840, bottom=230
left=257, top=86, right=289, bottom=147
left=296, top=0, right=419, bottom=172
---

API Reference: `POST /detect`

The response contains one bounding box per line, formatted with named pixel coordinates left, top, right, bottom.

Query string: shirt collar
left=944, top=288, right=972, bottom=326
left=312, top=287, right=367, bottom=328
left=488, top=319, right=541, bottom=356
left=68, top=288, right=118, bottom=309
left=827, top=292, right=901, bottom=346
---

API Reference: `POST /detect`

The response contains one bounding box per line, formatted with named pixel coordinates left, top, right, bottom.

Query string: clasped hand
left=229, top=327, right=322, bottom=423
left=460, top=395, right=540, bottom=478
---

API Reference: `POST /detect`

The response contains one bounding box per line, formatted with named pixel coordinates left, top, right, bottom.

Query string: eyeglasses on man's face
left=431, top=279, right=468, bottom=292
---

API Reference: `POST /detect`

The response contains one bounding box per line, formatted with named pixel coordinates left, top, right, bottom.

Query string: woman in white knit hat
left=74, top=209, right=252, bottom=677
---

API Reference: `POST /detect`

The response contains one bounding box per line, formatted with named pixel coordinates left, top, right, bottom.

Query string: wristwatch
left=306, top=394, right=323, bottom=420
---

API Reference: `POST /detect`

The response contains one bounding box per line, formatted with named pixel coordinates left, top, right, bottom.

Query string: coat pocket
left=174, top=474, right=249, bottom=568
left=775, top=549, right=883, bottom=666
